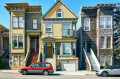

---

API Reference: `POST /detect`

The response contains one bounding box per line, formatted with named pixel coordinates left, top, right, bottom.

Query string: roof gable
left=42, top=0, right=78, bottom=19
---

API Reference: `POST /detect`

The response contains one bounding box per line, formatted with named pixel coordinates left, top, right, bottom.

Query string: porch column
left=27, top=35, right=30, bottom=50
left=38, top=35, right=41, bottom=62
left=53, top=42, right=56, bottom=58
left=42, top=42, right=45, bottom=62
left=1, top=37, right=3, bottom=52
left=53, top=42, right=56, bottom=71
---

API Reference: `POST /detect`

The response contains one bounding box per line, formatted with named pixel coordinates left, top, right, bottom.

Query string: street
left=0, top=73, right=120, bottom=79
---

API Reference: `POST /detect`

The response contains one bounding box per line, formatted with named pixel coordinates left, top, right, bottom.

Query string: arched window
left=56, top=9, right=62, bottom=18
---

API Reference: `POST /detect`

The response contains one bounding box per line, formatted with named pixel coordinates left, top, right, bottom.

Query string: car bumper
left=18, top=70, right=22, bottom=73
left=49, top=70, right=54, bottom=73
left=96, top=72, right=102, bottom=76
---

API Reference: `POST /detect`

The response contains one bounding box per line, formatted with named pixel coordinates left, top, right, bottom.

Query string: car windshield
left=104, top=66, right=110, bottom=69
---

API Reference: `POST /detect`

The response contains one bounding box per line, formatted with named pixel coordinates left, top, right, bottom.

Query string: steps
left=27, top=53, right=39, bottom=66
left=87, top=54, right=99, bottom=71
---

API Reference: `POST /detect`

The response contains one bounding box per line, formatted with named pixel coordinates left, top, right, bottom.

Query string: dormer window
left=57, top=9, right=62, bottom=18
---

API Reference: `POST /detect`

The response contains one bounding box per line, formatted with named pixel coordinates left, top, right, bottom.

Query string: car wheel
left=22, top=70, right=28, bottom=75
left=102, top=72, right=108, bottom=77
left=43, top=70, right=49, bottom=76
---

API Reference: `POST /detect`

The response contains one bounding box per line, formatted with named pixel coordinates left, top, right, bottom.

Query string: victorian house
left=41, top=0, right=78, bottom=71
left=5, top=3, right=42, bottom=69
left=77, top=3, right=115, bottom=70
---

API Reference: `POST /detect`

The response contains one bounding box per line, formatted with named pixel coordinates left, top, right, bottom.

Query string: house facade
left=77, top=3, right=115, bottom=70
left=5, top=3, right=42, bottom=69
left=41, top=0, right=78, bottom=71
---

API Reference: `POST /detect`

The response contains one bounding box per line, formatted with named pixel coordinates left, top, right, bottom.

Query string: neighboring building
left=77, top=3, right=115, bottom=71
left=0, top=24, right=9, bottom=68
left=42, top=0, right=78, bottom=71
left=5, top=3, right=42, bottom=69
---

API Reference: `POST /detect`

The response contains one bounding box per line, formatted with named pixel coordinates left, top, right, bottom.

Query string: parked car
left=18, top=62, right=54, bottom=75
left=96, top=65, right=120, bottom=77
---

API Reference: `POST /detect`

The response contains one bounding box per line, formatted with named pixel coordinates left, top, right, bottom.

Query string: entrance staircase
left=27, top=53, right=39, bottom=66
left=83, top=48, right=100, bottom=71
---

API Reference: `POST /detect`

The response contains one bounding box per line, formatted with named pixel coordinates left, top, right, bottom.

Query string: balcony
left=62, top=29, right=76, bottom=37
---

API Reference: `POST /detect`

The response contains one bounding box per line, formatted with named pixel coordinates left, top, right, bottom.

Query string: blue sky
left=0, top=0, right=119, bottom=28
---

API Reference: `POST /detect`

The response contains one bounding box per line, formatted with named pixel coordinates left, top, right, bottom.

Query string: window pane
left=84, top=19, right=90, bottom=31
left=45, top=64, right=50, bottom=67
left=106, top=17, right=112, bottom=28
left=13, top=36, right=17, bottom=48
left=100, top=17, right=105, bottom=29
left=19, top=56, right=23, bottom=65
left=14, top=56, right=18, bottom=65
left=107, top=36, right=111, bottom=48
left=13, top=17, right=17, bottom=28
left=57, top=13, right=61, bottom=17
left=33, top=19, right=37, bottom=23
left=19, top=36, right=23, bottom=48
left=19, top=17, right=23, bottom=28
left=57, top=9, right=62, bottom=17
left=63, top=43, right=71, bottom=55
left=46, top=24, right=52, bottom=32
left=33, top=24, right=37, bottom=29
left=38, top=64, right=44, bottom=67
left=63, top=24, right=70, bottom=36
left=106, top=56, right=112, bottom=65
left=56, top=43, right=61, bottom=55
left=100, top=56, right=105, bottom=66
left=100, top=36, right=105, bottom=48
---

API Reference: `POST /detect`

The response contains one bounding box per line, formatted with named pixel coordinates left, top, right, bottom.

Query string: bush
left=0, top=54, right=4, bottom=69
left=104, top=61, right=109, bottom=68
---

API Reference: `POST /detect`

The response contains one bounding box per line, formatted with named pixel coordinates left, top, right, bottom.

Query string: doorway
left=31, top=37, right=39, bottom=53
left=83, top=41, right=91, bottom=53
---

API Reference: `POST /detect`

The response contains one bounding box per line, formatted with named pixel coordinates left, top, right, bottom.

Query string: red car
left=18, top=62, right=54, bottom=75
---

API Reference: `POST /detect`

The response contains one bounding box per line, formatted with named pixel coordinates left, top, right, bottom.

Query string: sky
left=0, top=0, right=120, bottom=28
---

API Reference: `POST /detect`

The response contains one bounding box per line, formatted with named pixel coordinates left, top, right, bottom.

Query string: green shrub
left=104, top=61, right=109, bottom=68
left=0, top=54, right=4, bottom=69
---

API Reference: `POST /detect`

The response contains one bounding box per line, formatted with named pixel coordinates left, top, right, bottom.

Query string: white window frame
left=18, top=16, right=23, bottom=28
left=100, top=36, right=112, bottom=49
left=33, top=18, right=37, bottom=29
left=100, top=56, right=112, bottom=66
left=45, top=23, right=53, bottom=36
left=12, top=16, right=18, bottom=28
left=62, top=23, right=72, bottom=36
left=56, top=9, right=63, bottom=18
left=62, top=42, right=72, bottom=55
left=84, top=18, right=90, bottom=31
left=100, top=16, right=112, bottom=29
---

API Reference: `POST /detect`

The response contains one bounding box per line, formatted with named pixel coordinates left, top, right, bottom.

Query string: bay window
left=14, top=56, right=18, bottom=65
left=19, top=17, right=23, bottom=28
left=100, top=56, right=112, bottom=66
left=106, top=17, right=112, bottom=29
left=13, top=36, right=23, bottom=49
left=13, top=17, right=17, bottom=28
left=13, top=55, right=24, bottom=66
left=63, top=43, right=71, bottom=55
left=100, top=17, right=105, bottom=29
left=84, top=18, right=90, bottom=31
left=19, top=56, right=23, bottom=65
left=33, top=18, right=37, bottom=29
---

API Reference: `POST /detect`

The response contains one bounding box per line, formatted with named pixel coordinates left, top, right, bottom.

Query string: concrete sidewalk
left=0, top=70, right=96, bottom=75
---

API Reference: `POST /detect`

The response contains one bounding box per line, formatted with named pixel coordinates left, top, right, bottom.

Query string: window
left=45, top=64, right=50, bottom=67
left=19, top=17, right=23, bottom=28
left=14, top=56, right=18, bottom=65
left=100, top=17, right=105, bottom=29
left=12, top=7, right=15, bottom=10
left=18, top=36, right=23, bottom=48
left=57, top=9, right=62, bottom=18
left=100, top=56, right=112, bottom=66
left=63, top=43, right=71, bottom=55
left=19, top=56, right=23, bottom=65
left=33, top=19, right=37, bottom=29
left=72, top=43, right=76, bottom=55
left=106, top=36, right=112, bottom=48
left=38, top=63, right=44, bottom=67
left=106, top=17, right=112, bottom=29
left=84, top=18, right=90, bottom=31
left=86, top=41, right=91, bottom=53
left=13, top=36, right=17, bottom=48
left=13, top=17, right=17, bottom=28
left=46, top=24, right=52, bottom=36
left=62, top=24, right=71, bottom=36
left=56, top=43, right=61, bottom=55
left=100, top=36, right=105, bottom=48
left=16, top=7, right=19, bottom=10
left=20, top=7, right=23, bottom=10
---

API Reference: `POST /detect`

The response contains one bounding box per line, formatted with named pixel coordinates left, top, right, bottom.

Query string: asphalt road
left=0, top=73, right=120, bottom=79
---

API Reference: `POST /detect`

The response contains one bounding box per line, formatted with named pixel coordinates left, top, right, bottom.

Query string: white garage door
left=61, top=60, right=76, bottom=71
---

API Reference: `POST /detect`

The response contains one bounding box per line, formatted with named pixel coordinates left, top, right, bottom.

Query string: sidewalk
left=0, top=69, right=96, bottom=75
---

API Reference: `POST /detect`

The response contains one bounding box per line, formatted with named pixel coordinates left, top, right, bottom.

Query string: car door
left=108, top=66, right=118, bottom=75
left=28, top=63, right=37, bottom=73
left=35, top=63, right=44, bottom=73
left=117, top=66, right=120, bottom=75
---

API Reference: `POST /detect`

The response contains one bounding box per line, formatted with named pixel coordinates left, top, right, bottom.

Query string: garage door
left=61, top=60, right=76, bottom=71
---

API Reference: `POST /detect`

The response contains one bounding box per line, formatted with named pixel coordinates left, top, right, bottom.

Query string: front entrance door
left=47, top=47, right=51, bottom=58
left=83, top=41, right=91, bottom=53
left=31, top=37, right=39, bottom=53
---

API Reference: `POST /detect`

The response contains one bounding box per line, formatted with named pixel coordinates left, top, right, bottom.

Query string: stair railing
left=83, top=48, right=91, bottom=71
left=24, top=49, right=30, bottom=66
left=91, top=48, right=100, bottom=70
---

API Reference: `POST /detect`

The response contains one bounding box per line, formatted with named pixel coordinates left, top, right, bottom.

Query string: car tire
left=22, top=70, right=28, bottom=75
left=101, top=72, right=108, bottom=77
left=43, top=70, right=49, bottom=76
